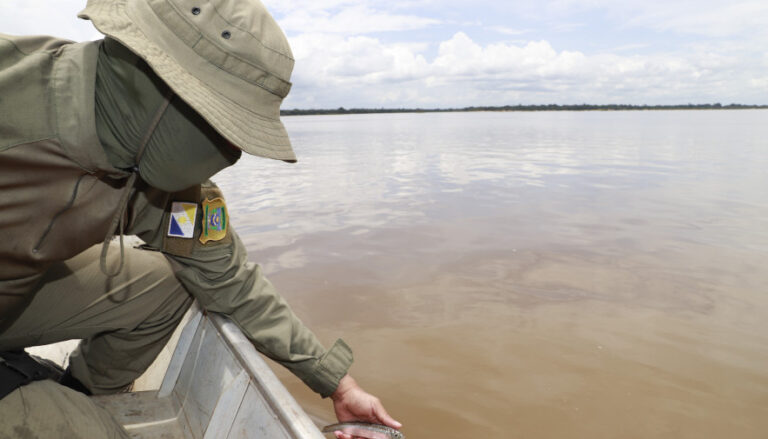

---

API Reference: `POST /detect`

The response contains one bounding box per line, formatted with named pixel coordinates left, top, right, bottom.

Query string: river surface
left=215, top=110, right=768, bottom=439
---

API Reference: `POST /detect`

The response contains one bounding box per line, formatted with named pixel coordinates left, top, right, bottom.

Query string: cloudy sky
left=2, top=0, right=767, bottom=108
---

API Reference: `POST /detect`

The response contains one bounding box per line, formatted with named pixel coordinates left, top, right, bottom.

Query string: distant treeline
left=281, top=103, right=767, bottom=116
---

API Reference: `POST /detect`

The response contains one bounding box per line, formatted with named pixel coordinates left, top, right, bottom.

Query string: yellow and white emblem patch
left=168, top=202, right=198, bottom=239
left=200, top=197, right=228, bottom=244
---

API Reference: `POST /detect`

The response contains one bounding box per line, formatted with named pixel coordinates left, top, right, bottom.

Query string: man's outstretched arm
left=128, top=183, right=400, bottom=423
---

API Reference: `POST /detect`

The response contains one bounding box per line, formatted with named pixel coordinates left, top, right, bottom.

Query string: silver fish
left=321, top=422, right=405, bottom=439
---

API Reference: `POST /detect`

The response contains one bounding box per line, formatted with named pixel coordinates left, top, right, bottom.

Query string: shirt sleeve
left=126, top=180, right=353, bottom=397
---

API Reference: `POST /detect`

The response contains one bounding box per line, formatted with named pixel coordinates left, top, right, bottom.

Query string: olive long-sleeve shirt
left=0, top=34, right=352, bottom=397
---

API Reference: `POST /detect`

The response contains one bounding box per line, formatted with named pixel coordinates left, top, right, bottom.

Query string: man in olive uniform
left=0, top=0, right=401, bottom=437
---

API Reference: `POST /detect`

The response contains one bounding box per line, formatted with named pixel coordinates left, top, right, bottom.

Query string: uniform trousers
left=0, top=242, right=193, bottom=437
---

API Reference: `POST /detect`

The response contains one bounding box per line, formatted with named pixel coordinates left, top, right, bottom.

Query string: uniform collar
left=52, top=40, right=130, bottom=178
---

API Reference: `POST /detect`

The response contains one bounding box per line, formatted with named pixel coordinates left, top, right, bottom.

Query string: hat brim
left=79, top=0, right=297, bottom=162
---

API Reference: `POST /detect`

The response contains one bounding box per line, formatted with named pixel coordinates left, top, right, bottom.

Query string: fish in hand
left=322, top=422, right=405, bottom=439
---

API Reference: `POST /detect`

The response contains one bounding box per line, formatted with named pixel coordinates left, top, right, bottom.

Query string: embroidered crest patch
left=168, top=202, right=198, bottom=239
left=200, top=197, right=227, bottom=244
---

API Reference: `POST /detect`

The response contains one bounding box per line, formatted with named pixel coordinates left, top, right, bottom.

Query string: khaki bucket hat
left=79, top=0, right=297, bottom=162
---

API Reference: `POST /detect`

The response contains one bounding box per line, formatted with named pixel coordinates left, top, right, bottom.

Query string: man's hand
left=330, top=375, right=402, bottom=439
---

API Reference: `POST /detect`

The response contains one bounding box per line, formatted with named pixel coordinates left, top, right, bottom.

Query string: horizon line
left=281, top=103, right=768, bottom=116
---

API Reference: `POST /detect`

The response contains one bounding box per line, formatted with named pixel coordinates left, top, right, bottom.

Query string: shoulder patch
left=168, top=202, right=198, bottom=239
left=200, top=197, right=227, bottom=244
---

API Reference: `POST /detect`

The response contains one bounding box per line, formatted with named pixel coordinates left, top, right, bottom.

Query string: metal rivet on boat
left=191, top=7, right=201, bottom=15
left=221, top=30, right=231, bottom=39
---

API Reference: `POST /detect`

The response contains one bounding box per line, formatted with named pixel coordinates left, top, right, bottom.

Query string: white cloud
left=3, top=0, right=766, bottom=107
left=488, top=26, right=530, bottom=36
left=269, top=0, right=768, bottom=106
left=264, top=0, right=362, bottom=14
left=0, top=0, right=102, bottom=42
left=629, top=1, right=768, bottom=37
left=549, top=0, right=768, bottom=38
left=278, top=6, right=439, bottom=35
left=285, top=31, right=767, bottom=108
left=289, top=33, right=430, bottom=85
left=264, top=0, right=439, bottom=35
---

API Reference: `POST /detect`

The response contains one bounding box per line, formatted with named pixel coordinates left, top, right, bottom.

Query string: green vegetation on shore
left=281, top=103, right=767, bottom=116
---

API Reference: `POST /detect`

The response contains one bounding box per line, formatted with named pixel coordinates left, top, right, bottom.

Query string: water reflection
left=215, top=110, right=768, bottom=439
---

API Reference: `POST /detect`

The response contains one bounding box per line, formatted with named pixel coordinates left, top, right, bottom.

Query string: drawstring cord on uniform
left=98, top=172, right=137, bottom=277
left=99, top=91, right=174, bottom=277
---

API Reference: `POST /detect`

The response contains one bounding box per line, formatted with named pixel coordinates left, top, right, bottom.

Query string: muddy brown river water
left=215, top=110, right=768, bottom=439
